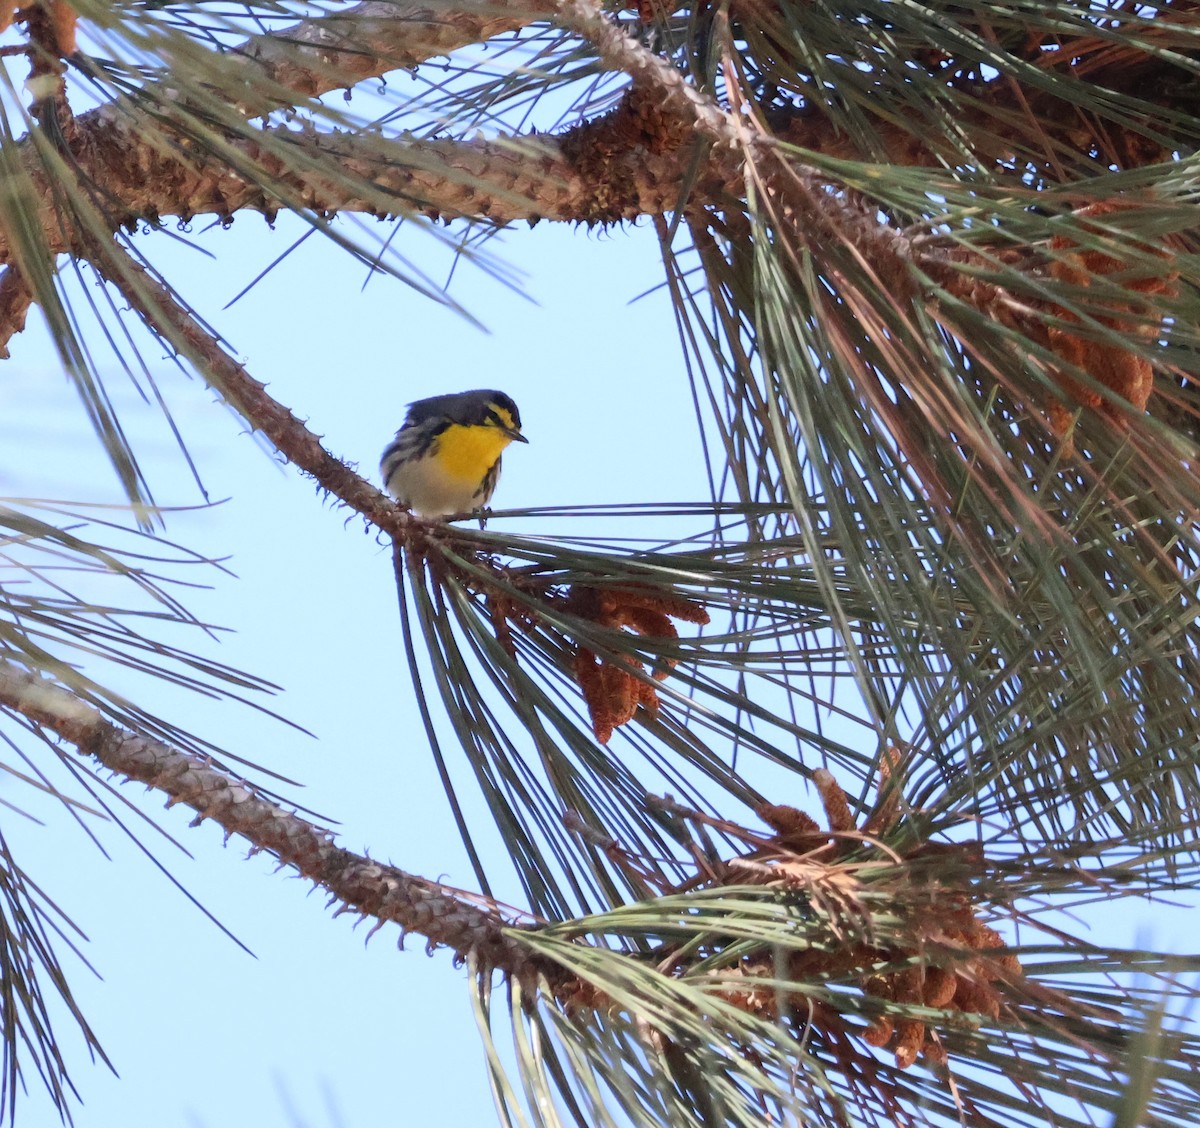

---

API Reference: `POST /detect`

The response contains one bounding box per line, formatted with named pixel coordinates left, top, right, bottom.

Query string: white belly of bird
left=387, top=453, right=493, bottom=516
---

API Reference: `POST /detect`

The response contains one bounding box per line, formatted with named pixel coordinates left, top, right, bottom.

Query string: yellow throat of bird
left=433, top=423, right=516, bottom=483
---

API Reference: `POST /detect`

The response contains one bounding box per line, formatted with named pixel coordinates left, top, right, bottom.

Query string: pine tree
left=0, top=0, right=1199, bottom=1123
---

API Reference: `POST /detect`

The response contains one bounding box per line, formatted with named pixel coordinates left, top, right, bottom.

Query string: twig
left=87, top=241, right=569, bottom=616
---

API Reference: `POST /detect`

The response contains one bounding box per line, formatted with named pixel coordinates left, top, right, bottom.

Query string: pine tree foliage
left=1, top=0, right=1199, bottom=1124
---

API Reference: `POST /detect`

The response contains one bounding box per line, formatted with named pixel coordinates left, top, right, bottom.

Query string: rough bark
left=229, top=0, right=540, bottom=111
left=62, top=111, right=734, bottom=245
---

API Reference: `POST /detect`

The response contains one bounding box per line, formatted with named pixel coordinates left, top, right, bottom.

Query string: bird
left=380, top=389, right=528, bottom=517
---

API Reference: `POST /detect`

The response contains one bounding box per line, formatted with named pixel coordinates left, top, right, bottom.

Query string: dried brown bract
left=567, top=583, right=709, bottom=743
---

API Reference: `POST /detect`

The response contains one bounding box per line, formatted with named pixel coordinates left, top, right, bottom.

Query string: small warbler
left=381, top=389, right=528, bottom=516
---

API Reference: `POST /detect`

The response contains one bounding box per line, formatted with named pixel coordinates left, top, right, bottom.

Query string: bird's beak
left=507, top=429, right=529, bottom=443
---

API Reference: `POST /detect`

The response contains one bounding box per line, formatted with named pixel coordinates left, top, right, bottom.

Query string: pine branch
left=0, top=108, right=734, bottom=267
left=0, top=661, right=545, bottom=972
left=228, top=0, right=539, bottom=112
left=0, top=0, right=1187, bottom=272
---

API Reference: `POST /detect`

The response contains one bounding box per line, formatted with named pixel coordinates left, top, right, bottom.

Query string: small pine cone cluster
left=568, top=583, right=709, bottom=743
left=859, top=910, right=1023, bottom=1068
left=1043, top=199, right=1178, bottom=436
left=750, top=761, right=1022, bottom=1069
left=758, top=748, right=905, bottom=850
